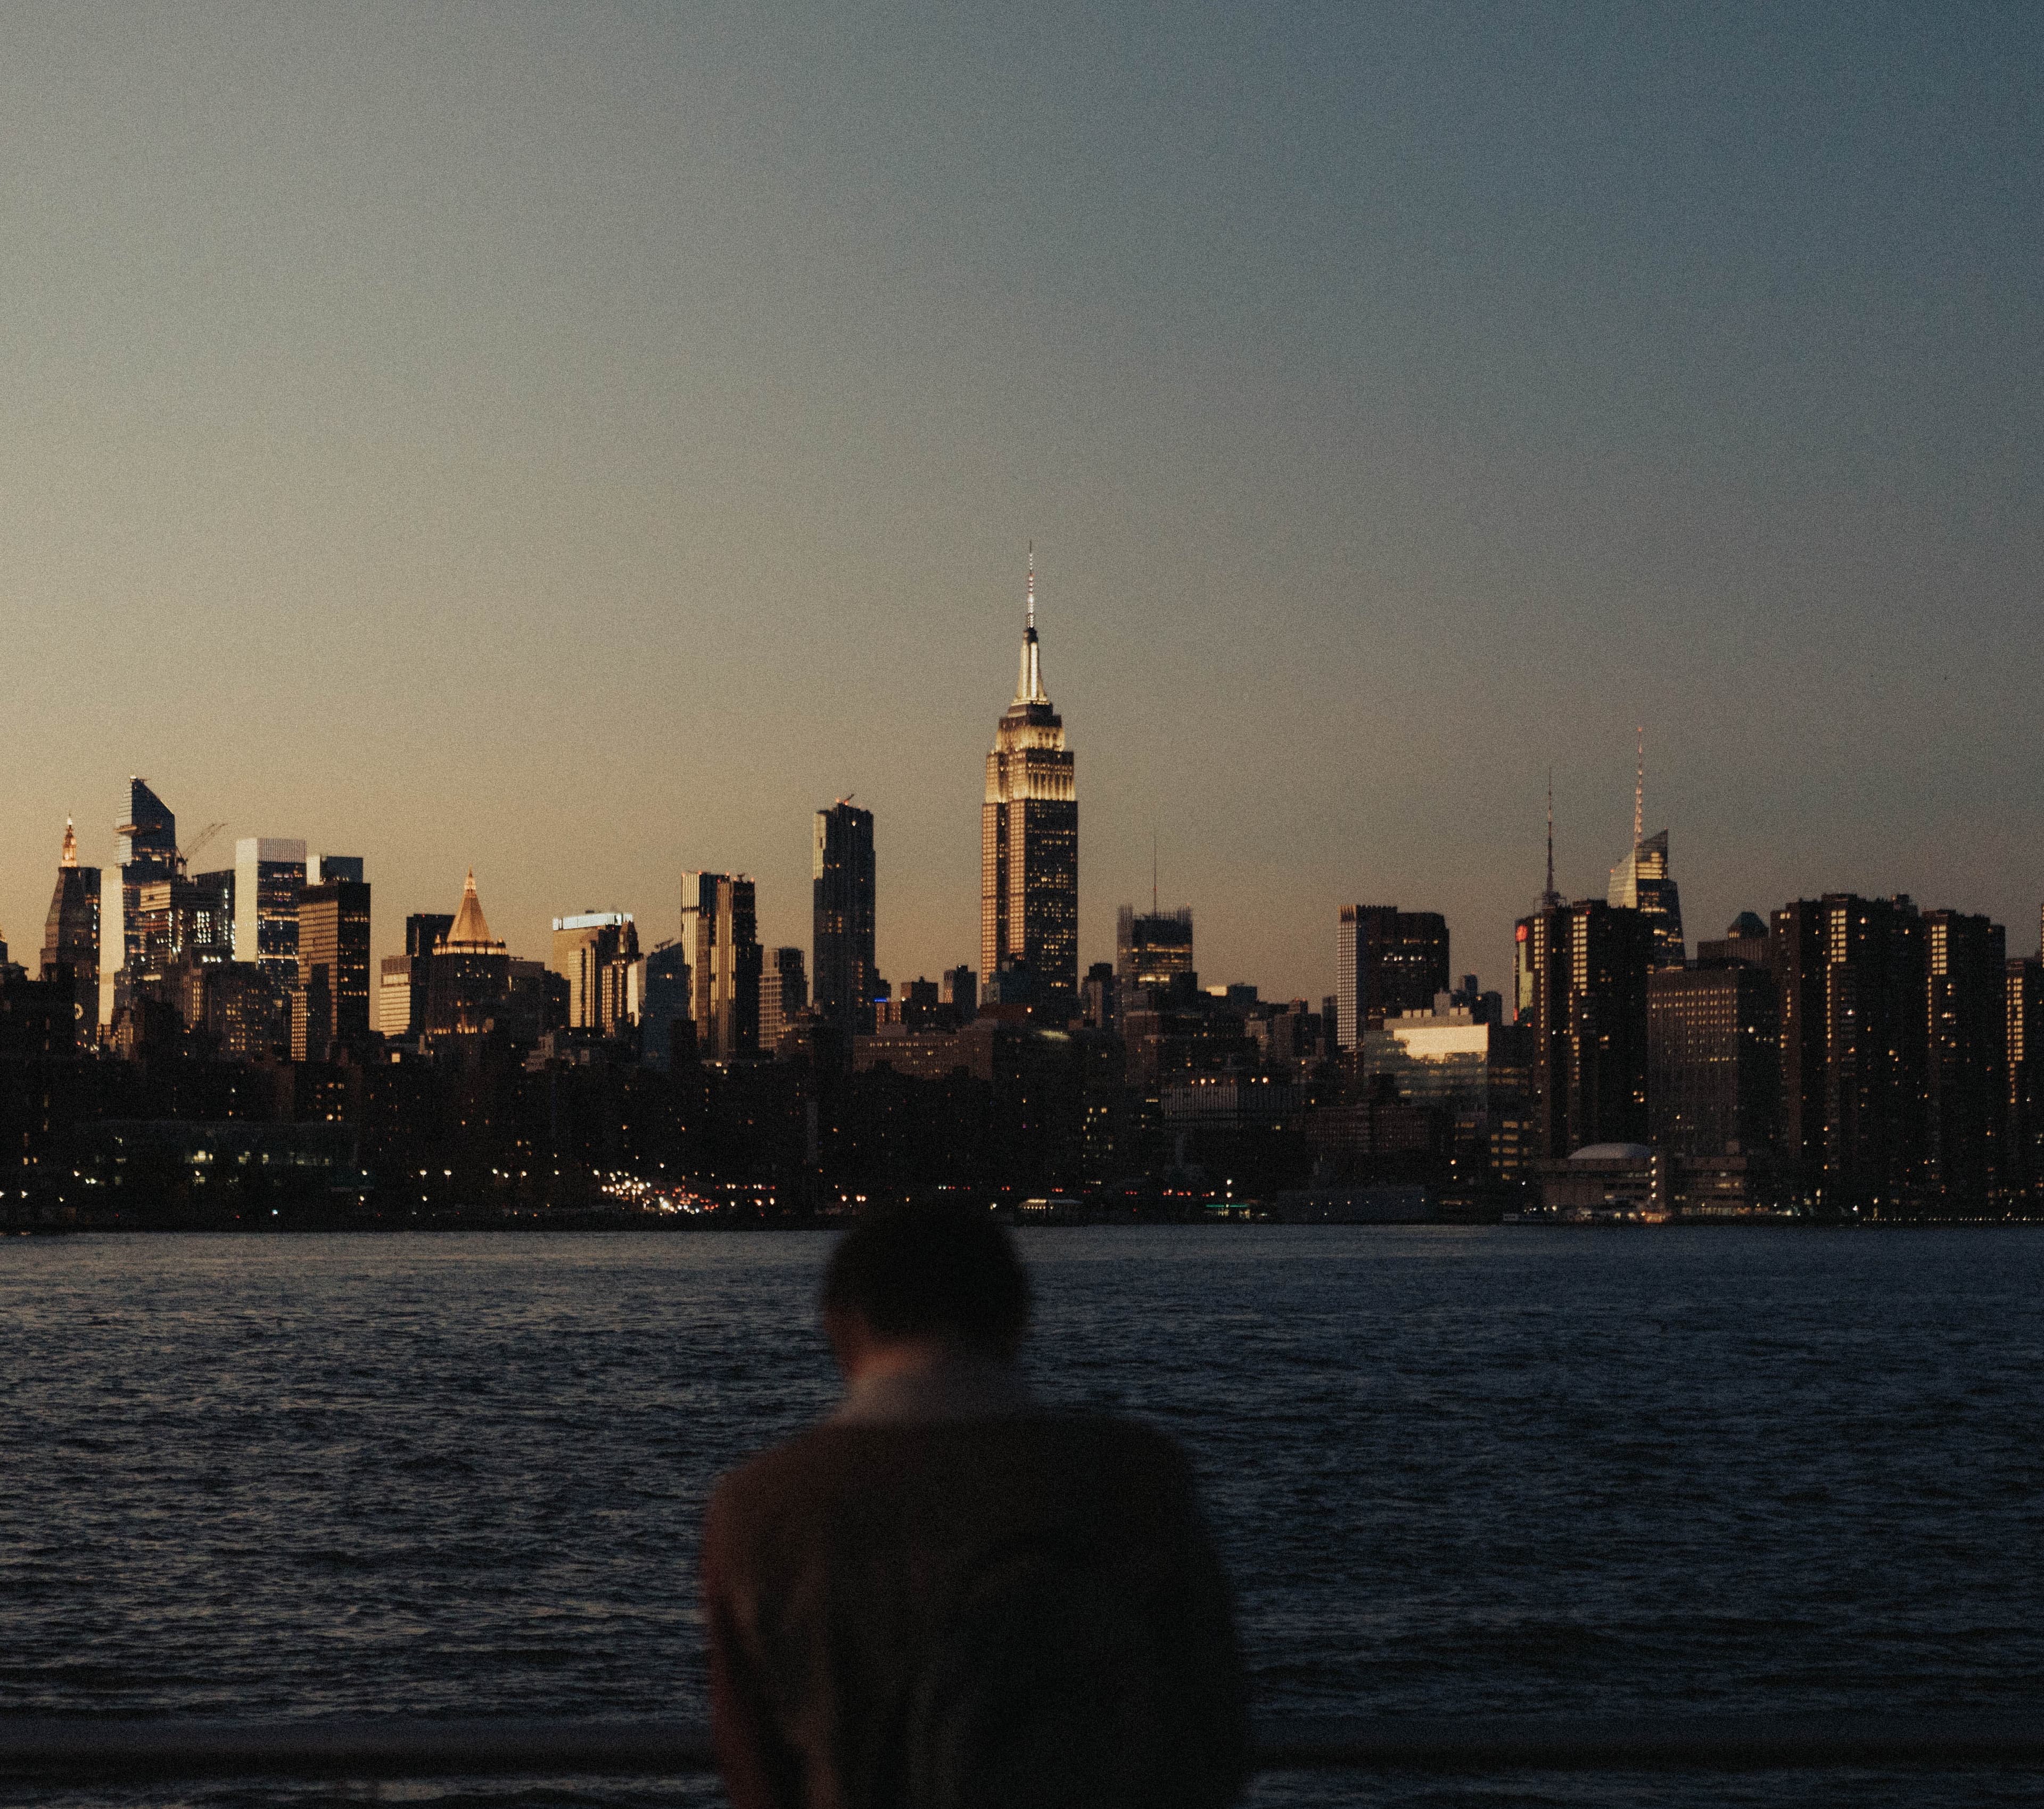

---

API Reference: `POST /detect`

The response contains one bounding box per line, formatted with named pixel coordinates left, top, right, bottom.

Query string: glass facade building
left=682, top=871, right=761, bottom=1061
left=234, top=836, right=308, bottom=989
left=1335, top=905, right=1450, bottom=1049
left=1608, top=828, right=1686, bottom=969
left=550, top=911, right=641, bottom=1034
left=813, top=801, right=876, bottom=1038
left=1116, top=906, right=1193, bottom=993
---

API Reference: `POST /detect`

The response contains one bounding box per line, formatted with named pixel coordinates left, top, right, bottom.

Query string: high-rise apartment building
left=682, top=871, right=761, bottom=1061
left=1514, top=899, right=1650, bottom=1157
left=981, top=554, right=1078, bottom=1018
left=2007, top=955, right=2044, bottom=1210
left=295, top=879, right=372, bottom=1061
left=1774, top=894, right=1928, bottom=1214
left=1647, top=964, right=1778, bottom=1156
left=813, top=801, right=876, bottom=1037
left=1922, top=909, right=2005, bottom=1211
left=234, top=837, right=308, bottom=988
left=1117, top=906, right=1194, bottom=993
left=1336, top=906, right=1450, bottom=1049
left=102, top=778, right=178, bottom=1026
left=551, top=912, right=641, bottom=1034
left=941, top=965, right=977, bottom=1024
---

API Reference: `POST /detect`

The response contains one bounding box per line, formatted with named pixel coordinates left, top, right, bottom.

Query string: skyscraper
left=1514, top=898, right=1651, bottom=1157
left=425, top=871, right=511, bottom=1037
left=1774, top=893, right=1928, bottom=1213
left=102, top=778, right=178, bottom=1026
left=234, top=836, right=308, bottom=988
left=981, top=552, right=1078, bottom=1018
left=295, top=878, right=372, bottom=1060
left=42, top=819, right=101, bottom=999
left=551, top=912, right=641, bottom=1033
left=1116, top=906, right=1194, bottom=993
left=761, top=946, right=807, bottom=1055
left=682, top=870, right=761, bottom=1061
left=1336, top=906, right=1450, bottom=1049
left=1606, top=732, right=1685, bottom=968
left=1647, top=964, right=1778, bottom=1157
left=813, top=800, right=876, bottom=1037
left=1921, top=909, right=2005, bottom=1211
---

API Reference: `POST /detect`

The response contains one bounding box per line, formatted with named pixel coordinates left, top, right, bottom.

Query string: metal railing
left=2, top=1712, right=2041, bottom=1784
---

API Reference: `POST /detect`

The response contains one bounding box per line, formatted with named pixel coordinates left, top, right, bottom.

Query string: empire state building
left=982, top=553, right=1077, bottom=1014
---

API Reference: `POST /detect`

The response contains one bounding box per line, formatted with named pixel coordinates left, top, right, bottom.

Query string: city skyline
left=2, top=10, right=2040, bottom=999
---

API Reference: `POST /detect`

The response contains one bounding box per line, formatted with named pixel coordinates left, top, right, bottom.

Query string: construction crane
left=177, top=821, right=228, bottom=875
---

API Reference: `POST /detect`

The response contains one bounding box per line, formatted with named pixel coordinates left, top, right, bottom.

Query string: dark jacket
left=702, top=1400, right=1249, bottom=1809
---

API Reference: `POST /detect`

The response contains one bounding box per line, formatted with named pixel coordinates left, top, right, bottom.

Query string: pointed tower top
left=60, top=818, right=77, bottom=868
left=1013, top=545, right=1049, bottom=705
left=446, top=867, right=498, bottom=948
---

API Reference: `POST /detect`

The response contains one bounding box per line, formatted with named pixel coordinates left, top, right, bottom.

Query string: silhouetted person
left=701, top=1208, right=1249, bottom=1808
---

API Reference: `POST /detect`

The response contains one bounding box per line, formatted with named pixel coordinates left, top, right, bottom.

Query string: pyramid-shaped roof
left=444, top=868, right=500, bottom=949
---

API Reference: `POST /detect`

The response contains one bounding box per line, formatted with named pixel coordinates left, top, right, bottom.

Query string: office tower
left=234, top=837, right=308, bottom=988
left=1922, top=910, right=2006, bottom=1211
left=2007, top=956, right=2044, bottom=1209
left=761, top=946, right=806, bottom=1055
left=1514, top=899, right=1650, bottom=1157
left=941, top=965, right=977, bottom=1024
left=551, top=912, right=641, bottom=1033
left=638, top=942, right=694, bottom=1070
left=1647, top=965, right=1778, bottom=1156
left=1081, top=960, right=1118, bottom=1031
left=1696, top=911, right=1770, bottom=969
left=42, top=819, right=101, bottom=989
left=682, top=871, right=761, bottom=1061
left=425, top=871, right=511, bottom=1036
left=294, top=879, right=372, bottom=1060
left=1116, top=906, right=1194, bottom=993
left=814, top=801, right=877, bottom=1037
left=1362, top=1010, right=1537, bottom=1183
left=102, top=778, right=178, bottom=1026
left=312, top=855, right=364, bottom=884
left=1774, top=894, right=1927, bottom=1213
left=1336, top=906, right=1450, bottom=1049
left=1605, top=734, right=1685, bottom=969
left=133, top=876, right=233, bottom=978
left=982, top=552, right=1078, bottom=1017
left=377, top=956, right=412, bottom=1037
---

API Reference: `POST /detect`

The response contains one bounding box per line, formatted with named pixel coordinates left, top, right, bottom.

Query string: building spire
left=1013, top=542, right=1048, bottom=705
left=60, top=817, right=77, bottom=868
left=1633, top=725, right=1645, bottom=846
left=1540, top=769, right=1561, bottom=910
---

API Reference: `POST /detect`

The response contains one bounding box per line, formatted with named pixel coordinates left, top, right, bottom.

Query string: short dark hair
left=820, top=1208, right=1032, bottom=1358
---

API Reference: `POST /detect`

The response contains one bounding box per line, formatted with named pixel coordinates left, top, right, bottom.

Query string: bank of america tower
left=981, top=552, right=1077, bottom=1015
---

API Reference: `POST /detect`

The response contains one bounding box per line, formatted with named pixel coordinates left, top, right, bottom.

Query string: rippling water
left=5, top=1225, right=2042, bottom=1805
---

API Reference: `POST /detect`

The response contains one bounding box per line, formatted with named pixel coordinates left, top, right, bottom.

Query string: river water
left=4, top=1225, right=2042, bottom=1805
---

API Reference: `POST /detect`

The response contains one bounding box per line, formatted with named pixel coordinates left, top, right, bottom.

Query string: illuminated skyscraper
left=425, top=870, right=511, bottom=1037
left=1117, top=906, right=1193, bottom=993
left=102, top=778, right=178, bottom=1026
left=682, top=870, right=761, bottom=1061
left=42, top=819, right=101, bottom=989
left=981, top=552, right=1077, bottom=1017
left=234, top=836, right=308, bottom=988
left=813, top=800, right=876, bottom=1037
left=551, top=911, right=640, bottom=1033
left=1606, top=730, right=1685, bottom=968
left=295, top=878, right=373, bottom=1060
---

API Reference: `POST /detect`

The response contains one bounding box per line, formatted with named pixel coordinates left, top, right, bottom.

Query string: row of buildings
left=4, top=565, right=2041, bottom=1219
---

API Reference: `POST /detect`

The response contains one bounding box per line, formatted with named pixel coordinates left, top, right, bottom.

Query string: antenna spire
left=1013, top=542, right=1048, bottom=704
left=1152, top=829, right=1158, bottom=916
left=1026, top=541, right=1035, bottom=631
left=1541, top=769, right=1560, bottom=910
left=1633, top=725, right=1645, bottom=846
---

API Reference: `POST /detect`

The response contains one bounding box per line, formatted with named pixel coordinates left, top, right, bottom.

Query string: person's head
left=820, top=1207, right=1032, bottom=1375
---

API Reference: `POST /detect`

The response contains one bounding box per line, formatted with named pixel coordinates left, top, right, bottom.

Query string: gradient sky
left=3, top=4, right=2039, bottom=1002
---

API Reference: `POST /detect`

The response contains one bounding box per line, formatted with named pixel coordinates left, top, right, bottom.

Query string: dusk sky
left=3, top=5, right=2039, bottom=1001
